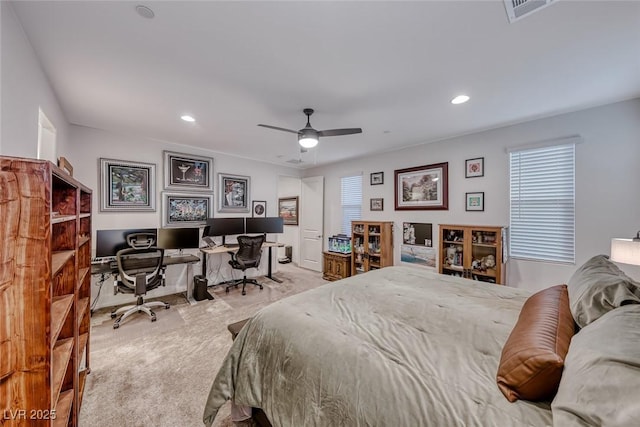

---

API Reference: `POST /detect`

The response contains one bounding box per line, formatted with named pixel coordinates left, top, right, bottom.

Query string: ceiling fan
left=258, top=108, right=362, bottom=149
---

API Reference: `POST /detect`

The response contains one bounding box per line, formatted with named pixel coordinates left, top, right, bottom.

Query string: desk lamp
left=610, top=231, right=640, bottom=266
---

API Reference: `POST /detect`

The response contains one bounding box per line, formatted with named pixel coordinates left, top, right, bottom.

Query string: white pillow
left=566, top=255, right=640, bottom=327
left=551, top=304, right=640, bottom=426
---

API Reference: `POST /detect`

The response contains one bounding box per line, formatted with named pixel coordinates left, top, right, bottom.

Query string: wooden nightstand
left=323, top=251, right=352, bottom=281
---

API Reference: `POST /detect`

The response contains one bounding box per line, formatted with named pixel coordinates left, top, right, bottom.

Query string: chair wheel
left=110, top=313, right=116, bottom=319
left=242, top=291, right=246, bottom=296
left=165, top=304, right=170, bottom=309
left=151, top=317, right=157, bottom=322
left=259, top=285, right=263, bottom=290
left=113, top=323, right=119, bottom=329
left=225, top=288, right=230, bottom=293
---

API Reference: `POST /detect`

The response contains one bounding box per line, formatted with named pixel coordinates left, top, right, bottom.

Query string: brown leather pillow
left=496, top=284, right=575, bottom=402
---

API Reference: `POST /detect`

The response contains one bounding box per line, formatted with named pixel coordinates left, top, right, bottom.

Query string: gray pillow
left=567, top=255, right=640, bottom=327
left=551, top=304, right=640, bottom=426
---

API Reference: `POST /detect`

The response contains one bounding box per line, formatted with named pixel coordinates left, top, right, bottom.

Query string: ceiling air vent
left=286, top=158, right=304, bottom=165
left=504, top=0, right=555, bottom=23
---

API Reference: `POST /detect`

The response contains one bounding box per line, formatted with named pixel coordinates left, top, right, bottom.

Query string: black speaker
left=193, top=275, right=213, bottom=301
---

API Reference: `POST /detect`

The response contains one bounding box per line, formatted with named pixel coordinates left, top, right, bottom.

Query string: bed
left=203, top=258, right=640, bottom=426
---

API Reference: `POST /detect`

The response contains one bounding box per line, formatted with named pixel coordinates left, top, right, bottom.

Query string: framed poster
left=465, top=192, right=484, bottom=211
left=465, top=157, right=484, bottom=178
left=370, top=198, right=384, bottom=211
left=252, top=200, right=267, bottom=218
left=394, top=162, right=448, bottom=210
left=162, top=192, right=213, bottom=227
left=370, top=171, right=384, bottom=185
left=218, top=173, right=250, bottom=213
left=163, top=151, right=213, bottom=191
left=100, top=158, right=156, bottom=212
left=278, top=197, right=299, bottom=225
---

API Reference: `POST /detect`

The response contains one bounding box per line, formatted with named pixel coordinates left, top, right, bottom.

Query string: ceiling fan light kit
left=258, top=108, right=362, bottom=149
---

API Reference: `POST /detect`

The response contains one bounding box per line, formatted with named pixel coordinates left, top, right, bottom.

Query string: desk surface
left=91, top=254, right=200, bottom=275
left=200, top=241, right=283, bottom=255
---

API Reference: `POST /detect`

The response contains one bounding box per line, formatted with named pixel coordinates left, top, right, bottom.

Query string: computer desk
left=91, top=254, right=202, bottom=304
left=200, top=241, right=284, bottom=284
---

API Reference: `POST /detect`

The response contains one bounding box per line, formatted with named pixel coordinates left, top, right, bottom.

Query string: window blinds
left=341, top=175, right=362, bottom=235
left=509, top=143, right=575, bottom=263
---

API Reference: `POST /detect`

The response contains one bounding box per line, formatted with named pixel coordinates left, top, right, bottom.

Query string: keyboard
left=223, top=244, right=239, bottom=249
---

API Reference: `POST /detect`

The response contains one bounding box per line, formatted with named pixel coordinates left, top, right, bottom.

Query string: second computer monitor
left=95, top=228, right=157, bottom=258
left=245, top=217, right=284, bottom=234
left=156, top=227, right=201, bottom=249
left=204, top=217, right=245, bottom=237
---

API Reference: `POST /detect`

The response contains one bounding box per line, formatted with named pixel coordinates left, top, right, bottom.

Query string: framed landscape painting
left=100, top=158, right=156, bottom=212
left=278, top=197, right=299, bottom=225
left=394, top=162, right=448, bottom=210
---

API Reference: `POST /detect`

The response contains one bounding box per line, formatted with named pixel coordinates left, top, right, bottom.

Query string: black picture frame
left=465, top=192, right=485, bottom=211
left=163, top=150, right=213, bottom=191
left=465, top=157, right=484, bottom=178
left=370, top=171, right=384, bottom=185
left=370, top=198, right=384, bottom=211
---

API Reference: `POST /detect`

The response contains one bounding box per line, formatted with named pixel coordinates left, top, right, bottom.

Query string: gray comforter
left=203, top=266, right=553, bottom=426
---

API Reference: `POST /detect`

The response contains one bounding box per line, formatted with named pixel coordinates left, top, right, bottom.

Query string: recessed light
left=135, top=5, right=155, bottom=19
left=181, top=115, right=195, bottom=123
left=451, top=95, right=470, bottom=105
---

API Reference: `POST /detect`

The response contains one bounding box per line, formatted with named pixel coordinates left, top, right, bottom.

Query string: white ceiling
left=11, top=1, right=640, bottom=169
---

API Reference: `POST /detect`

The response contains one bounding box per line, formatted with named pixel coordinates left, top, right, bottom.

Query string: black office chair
left=227, top=235, right=265, bottom=295
left=111, top=246, right=170, bottom=329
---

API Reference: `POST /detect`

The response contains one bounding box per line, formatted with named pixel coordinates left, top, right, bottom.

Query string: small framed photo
left=465, top=157, right=484, bottom=178
left=219, top=173, right=250, bottom=213
left=370, top=171, right=384, bottom=185
left=162, top=192, right=213, bottom=227
left=163, top=151, right=213, bottom=191
left=100, top=158, right=156, bottom=212
left=370, top=198, right=384, bottom=211
left=252, top=200, right=267, bottom=218
left=465, top=192, right=484, bottom=212
left=278, top=197, right=299, bottom=225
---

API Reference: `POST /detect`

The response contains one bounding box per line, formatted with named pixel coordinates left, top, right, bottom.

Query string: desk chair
left=227, top=235, right=265, bottom=295
left=111, top=247, right=170, bottom=329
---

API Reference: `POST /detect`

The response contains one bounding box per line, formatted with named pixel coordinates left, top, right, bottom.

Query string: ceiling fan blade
left=257, top=124, right=300, bottom=134
left=318, top=128, right=363, bottom=137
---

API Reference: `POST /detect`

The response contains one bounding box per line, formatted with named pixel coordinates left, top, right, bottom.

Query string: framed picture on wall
left=278, top=197, right=299, bottom=225
left=162, top=192, right=213, bottom=227
left=465, top=192, right=484, bottom=211
left=163, top=151, right=213, bottom=191
left=100, top=158, right=156, bottom=212
left=394, top=162, right=449, bottom=210
left=218, top=173, right=250, bottom=213
left=252, top=200, right=267, bottom=218
left=465, top=157, right=484, bottom=178
left=370, top=198, right=384, bottom=211
left=370, top=171, right=384, bottom=185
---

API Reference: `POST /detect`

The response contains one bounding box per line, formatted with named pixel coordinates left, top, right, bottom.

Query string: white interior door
left=299, top=176, right=324, bottom=271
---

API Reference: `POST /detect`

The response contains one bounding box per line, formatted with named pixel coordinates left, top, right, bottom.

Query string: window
left=509, top=141, right=575, bottom=263
left=341, top=174, right=362, bottom=235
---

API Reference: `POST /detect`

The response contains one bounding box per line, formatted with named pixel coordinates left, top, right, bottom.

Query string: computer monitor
left=95, top=228, right=157, bottom=258
left=156, top=227, right=201, bottom=250
left=203, top=217, right=245, bottom=237
left=245, top=217, right=284, bottom=234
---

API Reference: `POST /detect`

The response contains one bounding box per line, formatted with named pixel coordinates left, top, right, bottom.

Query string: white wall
left=306, top=99, right=640, bottom=291
left=68, top=125, right=302, bottom=308
left=0, top=2, right=70, bottom=157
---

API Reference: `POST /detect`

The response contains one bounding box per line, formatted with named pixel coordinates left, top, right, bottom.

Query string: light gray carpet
left=79, top=263, right=327, bottom=427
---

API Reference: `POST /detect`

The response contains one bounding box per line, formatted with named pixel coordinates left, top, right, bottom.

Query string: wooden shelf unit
left=351, top=221, right=394, bottom=275
left=438, top=224, right=506, bottom=285
left=0, top=156, right=92, bottom=426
